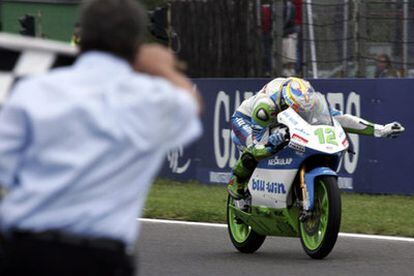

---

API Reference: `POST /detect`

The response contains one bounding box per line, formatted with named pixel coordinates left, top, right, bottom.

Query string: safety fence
left=2, top=0, right=414, bottom=79
left=302, top=0, right=414, bottom=78
left=160, top=78, right=414, bottom=195
left=162, top=0, right=414, bottom=79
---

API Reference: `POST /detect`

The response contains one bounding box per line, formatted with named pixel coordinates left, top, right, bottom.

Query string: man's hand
left=133, top=44, right=202, bottom=114
left=375, top=122, right=405, bottom=138
left=134, top=44, right=176, bottom=77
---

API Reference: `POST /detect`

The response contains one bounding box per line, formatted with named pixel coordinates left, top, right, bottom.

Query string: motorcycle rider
left=227, top=77, right=405, bottom=199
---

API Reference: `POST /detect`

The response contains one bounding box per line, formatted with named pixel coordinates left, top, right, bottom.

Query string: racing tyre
left=226, top=195, right=266, bottom=253
left=299, top=176, right=341, bottom=259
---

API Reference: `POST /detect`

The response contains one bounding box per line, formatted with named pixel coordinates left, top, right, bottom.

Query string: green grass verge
left=144, top=179, right=414, bottom=237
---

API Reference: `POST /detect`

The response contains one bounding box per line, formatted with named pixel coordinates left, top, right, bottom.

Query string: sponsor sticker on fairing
left=268, top=156, right=293, bottom=166
left=288, top=141, right=306, bottom=153
left=252, top=179, right=287, bottom=194
left=291, top=133, right=308, bottom=144
left=342, top=138, right=349, bottom=147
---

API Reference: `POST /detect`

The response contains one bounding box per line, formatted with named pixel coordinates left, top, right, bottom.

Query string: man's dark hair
left=79, top=0, right=147, bottom=62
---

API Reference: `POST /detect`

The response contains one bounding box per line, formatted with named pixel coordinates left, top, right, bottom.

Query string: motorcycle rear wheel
left=299, top=176, right=341, bottom=259
left=227, top=195, right=266, bottom=253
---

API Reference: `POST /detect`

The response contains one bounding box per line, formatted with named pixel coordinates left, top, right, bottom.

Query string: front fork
left=299, top=165, right=308, bottom=209
left=298, top=165, right=312, bottom=222
left=298, top=166, right=338, bottom=222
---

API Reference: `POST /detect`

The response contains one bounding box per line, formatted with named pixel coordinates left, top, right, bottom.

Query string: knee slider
left=241, top=152, right=258, bottom=171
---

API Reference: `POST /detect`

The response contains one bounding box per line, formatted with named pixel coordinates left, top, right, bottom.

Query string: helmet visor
left=296, top=92, right=333, bottom=126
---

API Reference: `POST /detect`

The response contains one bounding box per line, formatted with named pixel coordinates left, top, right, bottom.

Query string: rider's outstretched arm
left=330, top=109, right=405, bottom=138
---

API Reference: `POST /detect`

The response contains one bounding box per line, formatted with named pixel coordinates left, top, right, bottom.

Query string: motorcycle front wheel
left=226, top=195, right=266, bottom=253
left=299, top=176, right=341, bottom=259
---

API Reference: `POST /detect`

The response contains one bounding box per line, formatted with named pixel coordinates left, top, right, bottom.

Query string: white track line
left=140, top=218, right=226, bottom=228
left=139, top=218, right=414, bottom=243
left=338, top=232, right=414, bottom=242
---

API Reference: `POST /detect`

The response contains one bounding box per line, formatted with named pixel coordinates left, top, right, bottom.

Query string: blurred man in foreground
left=0, top=0, right=202, bottom=275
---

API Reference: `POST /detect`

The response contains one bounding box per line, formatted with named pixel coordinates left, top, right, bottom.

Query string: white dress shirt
left=0, top=51, right=202, bottom=246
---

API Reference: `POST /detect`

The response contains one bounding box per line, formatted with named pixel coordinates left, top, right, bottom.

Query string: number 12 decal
left=314, top=128, right=338, bottom=145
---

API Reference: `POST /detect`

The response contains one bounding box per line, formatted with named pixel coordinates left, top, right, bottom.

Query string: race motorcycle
left=227, top=92, right=349, bottom=259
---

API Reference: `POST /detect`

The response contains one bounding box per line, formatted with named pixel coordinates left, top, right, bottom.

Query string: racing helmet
left=280, top=77, right=316, bottom=113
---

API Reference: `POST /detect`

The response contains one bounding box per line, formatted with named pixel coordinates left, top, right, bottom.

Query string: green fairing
left=230, top=205, right=300, bottom=237
left=343, top=124, right=374, bottom=136
left=252, top=102, right=276, bottom=128
left=228, top=180, right=330, bottom=239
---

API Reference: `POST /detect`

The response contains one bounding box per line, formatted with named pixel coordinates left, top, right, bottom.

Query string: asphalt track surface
left=137, top=219, right=414, bottom=276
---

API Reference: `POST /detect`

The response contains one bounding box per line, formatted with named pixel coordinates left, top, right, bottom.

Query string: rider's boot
left=227, top=174, right=247, bottom=200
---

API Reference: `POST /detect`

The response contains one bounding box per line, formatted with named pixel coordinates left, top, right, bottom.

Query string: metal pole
left=353, top=0, right=359, bottom=75
left=402, top=0, right=408, bottom=77
left=306, top=0, right=318, bottom=78
left=342, top=0, right=349, bottom=77
left=255, top=0, right=262, bottom=77
left=256, top=0, right=261, bottom=28
left=271, top=0, right=283, bottom=77
left=0, top=0, right=3, bottom=32
left=354, top=0, right=367, bottom=78
left=302, top=0, right=308, bottom=78
left=359, top=0, right=367, bottom=78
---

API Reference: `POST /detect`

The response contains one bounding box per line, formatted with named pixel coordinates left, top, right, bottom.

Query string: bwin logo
left=252, top=179, right=287, bottom=194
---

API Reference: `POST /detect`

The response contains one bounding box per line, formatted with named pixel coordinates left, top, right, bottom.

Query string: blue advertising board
left=159, top=78, right=414, bottom=195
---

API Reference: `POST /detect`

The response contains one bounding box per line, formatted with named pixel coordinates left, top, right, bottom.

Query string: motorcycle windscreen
left=297, top=92, right=333, bottom=126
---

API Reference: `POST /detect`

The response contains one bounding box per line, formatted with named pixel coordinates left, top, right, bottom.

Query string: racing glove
left=374, top=122, right=405, bottom=138
left=267, top=126, right=290, bottom=153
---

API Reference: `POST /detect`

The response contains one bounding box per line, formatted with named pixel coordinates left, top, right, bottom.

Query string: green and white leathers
left=236, top=78, right=286, bottom=128
left=227, top=77, right=405, bottom=199
left=333, top=113, right=404, bottom=138
left=227, top=79, right=286, bottom=199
